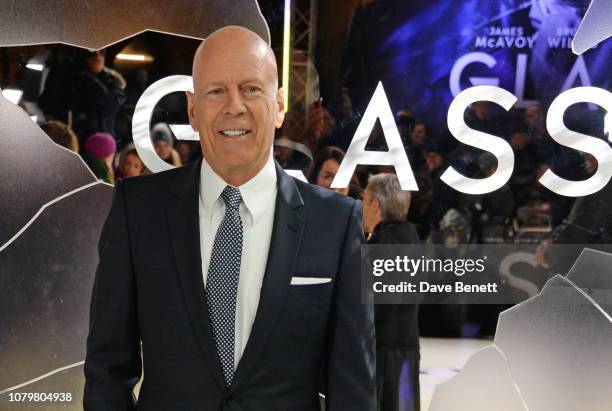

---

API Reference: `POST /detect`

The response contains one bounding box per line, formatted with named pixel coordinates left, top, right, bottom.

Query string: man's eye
left=207, top=89, right=224, bottom=96
left=244, top=86, right=261, bottom=94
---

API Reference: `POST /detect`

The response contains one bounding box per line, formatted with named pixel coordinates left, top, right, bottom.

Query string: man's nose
left=224, top=88, right=247, bottom=116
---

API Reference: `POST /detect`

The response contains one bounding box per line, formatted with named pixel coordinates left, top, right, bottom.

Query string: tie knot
left=221, top=186, right=242, bottom=210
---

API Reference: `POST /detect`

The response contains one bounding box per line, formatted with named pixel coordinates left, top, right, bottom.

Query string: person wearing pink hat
left=82, top=132, right=117, bottom=184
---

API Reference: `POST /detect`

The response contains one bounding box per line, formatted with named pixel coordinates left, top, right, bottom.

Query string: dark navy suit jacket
left=83, top=159, right=376, bottom=410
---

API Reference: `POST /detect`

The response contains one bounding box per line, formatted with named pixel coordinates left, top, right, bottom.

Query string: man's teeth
left=221, top=130, right=249, bottom=136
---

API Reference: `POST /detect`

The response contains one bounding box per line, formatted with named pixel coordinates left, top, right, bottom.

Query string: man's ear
left=186, top=91, right=199, bottom=132
left=372, top=197, right=381, bottom=213
left=275, top=88, right=286, bottom=128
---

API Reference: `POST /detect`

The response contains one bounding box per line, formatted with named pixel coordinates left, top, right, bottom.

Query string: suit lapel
left=230, top=162, right=305, bottom=392
left=166, top=158, right=226, bottom=390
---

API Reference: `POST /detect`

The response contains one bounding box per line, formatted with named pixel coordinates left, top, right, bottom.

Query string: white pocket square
left=290, top=277, right=332, bottom=285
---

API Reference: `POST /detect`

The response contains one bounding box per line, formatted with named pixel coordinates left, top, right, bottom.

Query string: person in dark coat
left=73, top=50, right=126, bottom=146
left=363, top=173, right=420, bottom=411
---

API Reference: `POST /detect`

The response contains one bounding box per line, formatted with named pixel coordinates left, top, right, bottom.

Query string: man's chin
left=216, top=156, right=259, bottom=172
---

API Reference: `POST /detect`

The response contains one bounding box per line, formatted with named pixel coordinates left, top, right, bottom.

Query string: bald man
left=84, top=26, right=375, bottom=410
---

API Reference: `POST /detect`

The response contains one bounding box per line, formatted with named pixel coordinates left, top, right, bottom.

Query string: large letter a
left=331, top=82, right=418, bottom=191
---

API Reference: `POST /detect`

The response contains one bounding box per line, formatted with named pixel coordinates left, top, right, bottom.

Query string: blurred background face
left=315, top=158, right=349, bottom=195
left=471, top=101, right=489, bottom=120
left=410, top=123, right=427, bottom=147
left=316, top=158, right=340, bottom=188
left=87, top=51, right=105, bottom=74
left=525, top=106, right=544, bottom=131
left=188, top=30, right=284, bottom=179
left=122, top=153, right=143, bottom=177
left=176, top=141, right=191, bottom=164
left=426, top=152, right=444, bottom=171
left=154, top=140, right=171, bottom=160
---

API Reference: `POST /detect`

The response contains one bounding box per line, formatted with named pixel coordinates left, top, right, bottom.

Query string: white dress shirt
left=199, top=153, right=277, bottom=369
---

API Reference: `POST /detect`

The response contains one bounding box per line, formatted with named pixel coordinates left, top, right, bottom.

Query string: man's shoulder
left=117, top=162, right=196, bottom=201
left=370, top=220, right=420, bottom=245
left=291, top=176, right=359, bottom=215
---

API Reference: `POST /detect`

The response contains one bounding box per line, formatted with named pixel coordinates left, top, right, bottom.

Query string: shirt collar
left=200, top=151, right=277, bottom=225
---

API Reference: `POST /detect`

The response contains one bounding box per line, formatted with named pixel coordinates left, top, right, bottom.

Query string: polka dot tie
left=205, top=185, right=243, bottom=387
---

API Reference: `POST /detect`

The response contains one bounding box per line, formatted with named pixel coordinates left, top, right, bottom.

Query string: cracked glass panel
left=0, top=0, right=268, bottom=49
left=0, top=183, right=112, bottom=396
left=495, top=275, right=612, bottom=411
left=428, top=345, right=527, bottom=411
left=572, top=0, right=612, bottom=54
left=0, top=93, right=96, bottom=248
left=566, top=248, right=612, bottom=317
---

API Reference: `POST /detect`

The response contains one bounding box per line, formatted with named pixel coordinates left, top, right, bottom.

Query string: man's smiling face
left=188, top=27, right=284, bottom=184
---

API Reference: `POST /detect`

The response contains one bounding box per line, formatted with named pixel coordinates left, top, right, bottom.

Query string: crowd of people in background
left=34, top=45, right=604, bottom=252
left=295, top=98, right=596, bottom=249
left=38, top=48, right=605, bottom=251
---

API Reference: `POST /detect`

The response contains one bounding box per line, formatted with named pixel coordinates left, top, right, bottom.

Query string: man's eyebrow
left=201, top=81, right=226, bottom=89
left=239, top=78, right=265, bottom=86
left=199, top=79, right=265, bottom=88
